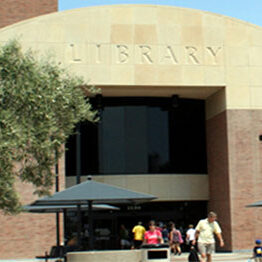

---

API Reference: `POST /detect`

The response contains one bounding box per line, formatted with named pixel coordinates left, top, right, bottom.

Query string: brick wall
left=206, top=111, right=232, bottom=251
left=206, top=109, right=262, bottom=251
left=0, top=154, right=65, bottom=259
left=0, top=0, right=57, bottom=29
left=0, top=182, right=57, bottom=259
left=0, top=1, right=61, bottom=258
left=227, top=110, right=262, bottom=251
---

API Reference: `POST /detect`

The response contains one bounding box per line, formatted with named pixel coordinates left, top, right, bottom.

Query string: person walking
left=186, top=224, right=196, bottom=247
left=143, top=220, right=163, bottom=245
left=162, top=224, right=169, bottom=243
left=169, top=222, right=183, bottom=255
left=192, top=211, right=224, bottom=262
left=132, top=221, right=146, bottom=248
left=252, top=239, right=262, bottom=262
left=119, top=224, right=131, bottom=249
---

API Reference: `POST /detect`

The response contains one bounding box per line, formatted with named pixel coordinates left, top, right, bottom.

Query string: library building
left=1, top=0, right=262, bottom=259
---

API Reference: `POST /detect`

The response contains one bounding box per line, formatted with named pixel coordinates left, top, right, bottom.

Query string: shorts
left=121, top=239, right=130, bottom=247
left=133, top=240, right=143, bottom=248
left=171, top=241, right=181, bottom=245
left=198, top=242, right=215, bottom=255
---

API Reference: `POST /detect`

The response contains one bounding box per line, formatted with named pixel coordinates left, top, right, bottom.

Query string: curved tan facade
left=0, top=5, right=261, bottom=116
left=1, top=4, right=262, bottom=257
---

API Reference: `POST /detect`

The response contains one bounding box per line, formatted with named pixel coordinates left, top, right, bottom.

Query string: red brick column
left=207, top=109, right=262, bottom=251
left=206, top=111, right=232, bottom=251
left=0, top=0, right=57, bottom=29
left=227, top=110, right=262, bottom=251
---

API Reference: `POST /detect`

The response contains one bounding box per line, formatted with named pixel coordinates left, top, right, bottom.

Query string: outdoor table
left=36, top=245, right=66, bottom=262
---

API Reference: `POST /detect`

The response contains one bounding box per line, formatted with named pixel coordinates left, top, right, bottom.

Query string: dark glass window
left=65, top=97, right=207, bottom=176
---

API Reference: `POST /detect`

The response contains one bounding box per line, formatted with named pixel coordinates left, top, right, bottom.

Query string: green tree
left=0, top=40, right=98, bottom=214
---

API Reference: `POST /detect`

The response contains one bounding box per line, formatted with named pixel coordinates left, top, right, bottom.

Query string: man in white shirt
left=192, top=211, right=224, bottom=262
left=186, top=224, right=196, bottom=246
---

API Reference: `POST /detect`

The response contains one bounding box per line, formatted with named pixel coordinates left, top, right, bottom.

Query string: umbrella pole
left=56, top=212, right=60, bottom=246
left=76, top=124, right=81, bottom=185
left=88, top=200, right=94, bottom=250
left=76, top=124, right=82, bottom=249
left=77, top=204, right=82, bottom=249
left=63, top=209, right=67, bottom=245
left=55, top=150, right=60, bottom=247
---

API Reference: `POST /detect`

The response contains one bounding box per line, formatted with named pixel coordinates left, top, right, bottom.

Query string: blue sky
left=59, top=0, right=262, bottom=26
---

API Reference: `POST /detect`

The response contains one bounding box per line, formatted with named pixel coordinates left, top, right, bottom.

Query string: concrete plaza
left=172, top=252, right=251, bottom=261
left=0, top=252, right=252, bottom=262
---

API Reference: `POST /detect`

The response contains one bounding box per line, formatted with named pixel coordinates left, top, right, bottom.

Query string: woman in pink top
left=143, top=220, right=163, bottom=245
left=169, top=222, right=183, bottom=255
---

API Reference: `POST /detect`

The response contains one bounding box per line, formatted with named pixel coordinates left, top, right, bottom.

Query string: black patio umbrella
left=23, top=204, right=120, bottom=213
left=23, top=203, right=119, bottom=249
left=246, top=200, right=262, bottom=207
left=31, top=176, right=157, bottom=250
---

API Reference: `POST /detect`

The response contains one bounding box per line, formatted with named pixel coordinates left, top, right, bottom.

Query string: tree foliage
left=0, top=40, right=98, bottom=214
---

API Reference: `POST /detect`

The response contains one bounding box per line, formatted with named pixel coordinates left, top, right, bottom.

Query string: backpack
left=173, top=230, right=184, bottom=243
left=172, top=230, right=180, bottom=242
left=188, top=247, right=200, bottom=262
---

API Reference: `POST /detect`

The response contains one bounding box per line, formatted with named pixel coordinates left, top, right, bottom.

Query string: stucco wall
left=66, top=174, right=209, bottom=201
left=0, top=5, right=261, bottom=115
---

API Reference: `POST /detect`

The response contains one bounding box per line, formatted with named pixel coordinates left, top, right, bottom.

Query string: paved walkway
left=172, top=252, right=251, bottom=261
left=0, top=252, right=252, bottom=262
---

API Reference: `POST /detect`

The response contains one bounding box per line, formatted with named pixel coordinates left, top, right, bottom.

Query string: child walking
left=252, top=239, right=262, bottom=262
